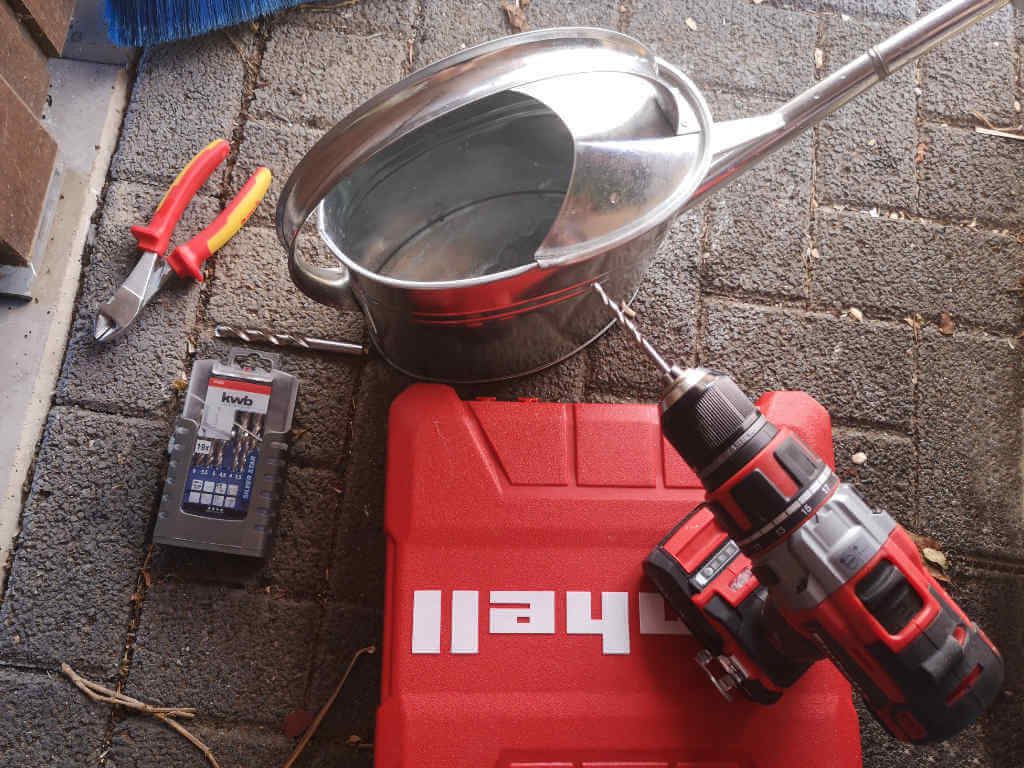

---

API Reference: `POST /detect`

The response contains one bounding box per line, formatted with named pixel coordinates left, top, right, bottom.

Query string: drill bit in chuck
left=214, top=325, right=367, bottom=356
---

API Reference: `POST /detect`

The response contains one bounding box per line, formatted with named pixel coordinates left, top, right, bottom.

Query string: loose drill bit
left=214, top=325, right=366, bottom=356
left=592, top=283, right=675, bottom=382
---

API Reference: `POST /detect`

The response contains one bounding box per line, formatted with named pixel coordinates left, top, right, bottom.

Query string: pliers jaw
left=94, top=250, right=176, bottom=342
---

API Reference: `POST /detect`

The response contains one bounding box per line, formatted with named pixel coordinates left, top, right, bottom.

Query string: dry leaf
left=908, top=532, right=941, bottom=551
left=922, top=547, right=948, bottom=570
left=685, top=17, right=698, bottom=30
left=171, top=377, right=188, bottom=392
left=847, top=307, right=864, bottom=322
left=915, top=142, right=927, bottom=164
left=814, top=48, right=824, bottom=68
left=938, top=312, right=955, bottom=335
left=501, top=1, right=528, bottom=31
left=904, top=313, right=925, bottom=331
left=851, top=451, right=867, bottom=465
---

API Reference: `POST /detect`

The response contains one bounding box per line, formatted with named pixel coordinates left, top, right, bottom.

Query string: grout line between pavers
left=301, top=361, right=371, bottom=709
left=805, top=13, right=828, bottom=313
left=694, top=203, right=713, bottom=367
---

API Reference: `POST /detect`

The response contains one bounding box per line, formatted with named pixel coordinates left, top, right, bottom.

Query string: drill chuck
left=660, top=369, right=778, bottom=490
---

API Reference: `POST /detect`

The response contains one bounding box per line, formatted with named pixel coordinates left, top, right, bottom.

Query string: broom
left=104, top=0, right=314, bottom=46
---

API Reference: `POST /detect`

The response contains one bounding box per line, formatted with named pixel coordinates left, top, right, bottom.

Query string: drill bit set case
left=154, top=348, right=298, bottom=557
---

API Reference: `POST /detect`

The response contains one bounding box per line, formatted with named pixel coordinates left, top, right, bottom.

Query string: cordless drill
left=593, top=284, right=1004, bottom=744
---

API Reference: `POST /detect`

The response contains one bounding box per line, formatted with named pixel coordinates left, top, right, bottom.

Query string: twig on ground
left=61, top=663, right=216, bottom=767
left=282, top=645, right=376, bottom=768
left=974, top=126, right=1024, bottom=141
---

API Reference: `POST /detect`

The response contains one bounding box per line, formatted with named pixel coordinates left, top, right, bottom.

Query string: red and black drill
left=593, top=284, right=1003, bottom=744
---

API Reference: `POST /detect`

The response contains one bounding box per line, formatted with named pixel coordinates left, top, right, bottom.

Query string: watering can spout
left=686, top=0, right=1017, bottom=213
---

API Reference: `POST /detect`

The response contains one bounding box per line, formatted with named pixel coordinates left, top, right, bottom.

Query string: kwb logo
left=221, top=392, right=254, bottom=406
left=412, top=590, right=690, bottom=655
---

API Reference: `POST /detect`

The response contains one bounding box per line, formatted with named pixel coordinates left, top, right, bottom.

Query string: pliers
left=94, top=139, right=271, bottom=342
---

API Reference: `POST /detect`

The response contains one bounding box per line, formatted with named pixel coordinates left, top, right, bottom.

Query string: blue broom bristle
left=105, top=0, right=307, bottom=47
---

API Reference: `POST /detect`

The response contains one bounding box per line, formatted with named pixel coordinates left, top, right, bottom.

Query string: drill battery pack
left=154, top=347, right=298, bottom=557
left=378, top=384, right=861, bottom=768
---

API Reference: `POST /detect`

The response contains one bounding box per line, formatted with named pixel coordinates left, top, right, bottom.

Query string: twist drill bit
left=214, top=325, right=366, bottom=356
left=592, top=283, right=674, bottom=382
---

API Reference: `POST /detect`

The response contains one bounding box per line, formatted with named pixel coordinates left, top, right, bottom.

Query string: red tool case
left=377, top=384, right=861, bottom=768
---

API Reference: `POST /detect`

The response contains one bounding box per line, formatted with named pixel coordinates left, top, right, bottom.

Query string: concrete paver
left=0, top=407, right=166, bottom=680
left=255, top=15, right=407, bottom=128
left=703, top=299, right=916, bottom=430
left=229, top=117, right=322, bottom=228
left=918, top=328, right=1023, bottom=558
left=627, top=0, right=818, bottom=97
left=832, top=426, right=915, bottom=526
left=0, top=668, right=108, bottom=765
left=415, top=0, right=619, bottom=67
left=110, top=31, right=252, bottom=194
left=204, top=224, right=367, bottom=342
left=918, top=122, right=1024, bottom=228
left=703, top=91, right=812, bottom=302
left=817, top=16, right=918, bottom=212
left=127, top=582, right=320, bottom=722
left=108, top=717, right=294, bottom=768
left=813, top=208, right=1023, bottom=332
left=2, top=1, right=1021, bottom=766
left=919, top=0, right=1017, bottom=124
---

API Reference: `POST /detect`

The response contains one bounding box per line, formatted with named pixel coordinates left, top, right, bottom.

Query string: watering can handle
left=286, top=240, right=360, bottom=311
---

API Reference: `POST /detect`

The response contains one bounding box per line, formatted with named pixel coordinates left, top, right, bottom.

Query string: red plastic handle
left=129, top=139, right=230, bottom=255
left=165, top=167, right=272, bottom=281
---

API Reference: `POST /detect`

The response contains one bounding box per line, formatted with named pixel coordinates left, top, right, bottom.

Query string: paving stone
left=702, top=300, right=915, bottom=430
left=918, top=122, right=1024, bottom=228
left=773, top=0, right=915, bottom=21
left=255, top=17, right=406, bottom=128
left=0, top=408, right=165, bottom=680
left=231, top=118, right=323, bottom=228
left=702, top=91, right=811, bottom=301
left=195, top=335, right=364, bottom=467
left=920, top=0, right=1016, bottom=124
left=128, top=582, right=319, bottom=722
left=205, top=223, right=367, bottom=342
left=585, top=213, right=702, bottom=401
left=108, top=716, right=293, bottom=768
left=832, top=426, right=914, bottom=527
left=274, top=0, right=417, bottom=36
left=817, top=16, right=917, bottom=211
left=57, top=182, right=220, bottom=416
left=416, top=0, right=619, bottom=67
left=307, top=605, right=381, bottom=711
left=339, top=359, right=413, bottom=530
left=812, top=209, right=1023, bottom=333
left=628, top=0, right=817, bottom=98
left=0, top=668, right=108, bottom=767
left=151, top=466, right=344, bottom=597
left=110, top=32, right=252, bottom=193
left=917, top=328, right=1023, bottom=558
left=269, top=467, right=345, bottom=595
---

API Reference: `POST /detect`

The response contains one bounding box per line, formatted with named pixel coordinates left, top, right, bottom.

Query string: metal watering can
left=277, top=0, right=1018, bottom=383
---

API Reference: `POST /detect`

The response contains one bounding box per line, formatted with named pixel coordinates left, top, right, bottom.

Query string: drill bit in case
left=155, top=347, right=298, bottom=557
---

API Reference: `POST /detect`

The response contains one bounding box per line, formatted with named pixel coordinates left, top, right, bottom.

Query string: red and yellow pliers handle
left=129, top=138, right=272, bottom=280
